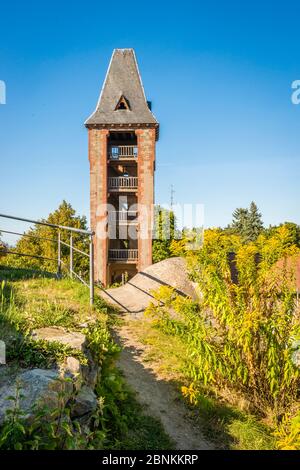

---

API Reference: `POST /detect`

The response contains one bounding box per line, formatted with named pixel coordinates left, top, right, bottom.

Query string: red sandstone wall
left=136, top=128, right=156, bottom=271
left=88, top=128, right=109, bottom=285
left=89, top=127, right=156, bottom=286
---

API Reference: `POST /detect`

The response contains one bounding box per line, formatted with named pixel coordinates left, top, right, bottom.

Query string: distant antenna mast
left=170, top=184, right=175, bottom=209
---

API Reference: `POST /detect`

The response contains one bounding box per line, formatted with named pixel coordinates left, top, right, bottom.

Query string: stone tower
left=85, top=49, right=159, bottom=286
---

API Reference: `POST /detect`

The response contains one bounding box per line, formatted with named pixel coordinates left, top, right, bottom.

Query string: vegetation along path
left=113, top=319, right=214, bottom=450
left=101, top=258, right=214, bottom=449
left=102, top=257, right=277, bottom=450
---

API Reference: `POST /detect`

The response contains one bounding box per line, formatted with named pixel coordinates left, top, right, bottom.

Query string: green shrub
left=146, top=228, right=300, bottom=433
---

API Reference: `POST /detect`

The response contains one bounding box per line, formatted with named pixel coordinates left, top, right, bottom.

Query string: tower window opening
left=115, top=95, right=130, bottom=111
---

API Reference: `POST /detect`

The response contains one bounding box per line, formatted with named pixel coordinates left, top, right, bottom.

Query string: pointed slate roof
left=85, top=49, right=159, bottom=132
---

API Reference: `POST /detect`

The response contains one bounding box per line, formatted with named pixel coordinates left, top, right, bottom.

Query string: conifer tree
left=230, top=202, right=264, bottom=242
left=244, top=201, right=264, bottom=242
left=231, top=207, right=249, bottom=237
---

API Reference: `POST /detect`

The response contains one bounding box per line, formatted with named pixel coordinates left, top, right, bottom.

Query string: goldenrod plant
left=146, top=227, right=300, bottom=447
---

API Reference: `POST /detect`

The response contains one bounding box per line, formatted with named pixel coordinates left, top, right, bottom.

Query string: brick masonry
left=136, top=128, right=156, bottom=272
left=88, top=128, right=109, bottom=285
left=88, top=127, right=156, bottom=285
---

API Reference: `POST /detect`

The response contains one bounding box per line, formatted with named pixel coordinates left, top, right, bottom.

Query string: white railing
left=108, top=145, right=138, bottom=159
left=108, top=249, right=138, bottom=261
left=108, top=211, right=138, bottom=222
left=108, top=177, right=138, bottom=189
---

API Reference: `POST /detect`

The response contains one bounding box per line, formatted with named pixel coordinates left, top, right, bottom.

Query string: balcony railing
left=108, top=145, right=138, bottom=160
left=108, top=177, right=138, bottom=190
left=108, top=211, right=138, bottom=223
left=108, top=249, right=138, bottom=261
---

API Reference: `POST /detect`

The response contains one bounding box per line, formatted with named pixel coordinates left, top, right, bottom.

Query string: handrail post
left=89, top=235, right=94, bottom=306
left=57, top=231, right=61, bottom=278
left=70, top=234, right=73, bottom=278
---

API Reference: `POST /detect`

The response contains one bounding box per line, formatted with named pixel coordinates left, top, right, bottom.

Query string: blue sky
left=0, top=0, right=300, bottom=241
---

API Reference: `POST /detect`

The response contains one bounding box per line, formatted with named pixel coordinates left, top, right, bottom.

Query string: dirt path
left=103, top=258, right=214, bottom=449
left=113, top=321, right=214, bottom=450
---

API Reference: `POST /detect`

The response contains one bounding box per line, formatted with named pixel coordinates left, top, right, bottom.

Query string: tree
left=152, top=206, right=177, bottom=263
left=244, top=202, right=264, bottom=242
left=5, top=201, right=89, bottom=274
left=0, top=232, right=7, bottom=261
left=229, top=202, right=264, bottom=242
left=231, top=208, right=249, bottom=236
left=264, top=222, right=300, bottom=248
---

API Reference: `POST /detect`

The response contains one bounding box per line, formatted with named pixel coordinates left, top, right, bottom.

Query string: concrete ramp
left=99, top=257, right=196, bottom=314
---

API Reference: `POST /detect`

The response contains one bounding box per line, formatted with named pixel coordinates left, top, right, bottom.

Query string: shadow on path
left=112, top=325, right=215, bottom=450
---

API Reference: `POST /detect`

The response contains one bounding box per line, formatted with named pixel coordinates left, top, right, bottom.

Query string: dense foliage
left=0, top=233, right=7, bottom=258
left=152, top=206, right=200, bottom=262
left=146, top=225, right=300, bottom=448
left=152, top=206, right=176, bottom=263
left=4, top=201, right=89, bottom=277
left=227, top=201, right=264, bottom=242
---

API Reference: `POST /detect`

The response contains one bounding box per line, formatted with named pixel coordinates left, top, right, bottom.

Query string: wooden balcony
left=108, top=145, right=138, bottom=160
left=108, top=249, right=138, bottom=262
left=108, top=211, right=138, bottom=224
left=108, top=176, right=138, bottom=191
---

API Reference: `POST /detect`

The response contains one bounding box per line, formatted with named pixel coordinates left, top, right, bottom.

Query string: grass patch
left=116, top=396, right=174, bottom=450
left=228, top=417, right=276, bottom=450
left=0, top=274, right=104, bottom=368
left=0, top=266, right=174, bottom=450
left=1, top=275, right=105, bottom=330
left=0, top=265, right=55, bottom=281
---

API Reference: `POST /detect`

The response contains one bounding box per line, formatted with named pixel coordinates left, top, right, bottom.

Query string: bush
left=146, top=228, right=300, bottom=425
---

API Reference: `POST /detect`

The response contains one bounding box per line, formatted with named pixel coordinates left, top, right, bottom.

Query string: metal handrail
left=0, top=213, right=94, bottom=236
left=70, top=269, right=90, bottom=288
left=60, top=240, right=90, bottom=258
left=0, top=212, right=95, bottom=305
left=0, top=228, right=57, bottom=243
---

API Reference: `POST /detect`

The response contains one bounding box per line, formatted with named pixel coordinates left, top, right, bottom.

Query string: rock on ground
left=32, top=327, right=99, bottom=390
left=99, top=257, right=197, bottom=314
left=71, top=385, right=97, bottom=418
left=31, top=327, right=86, bottom=351
left=0, top=368, right=72, bottom=425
